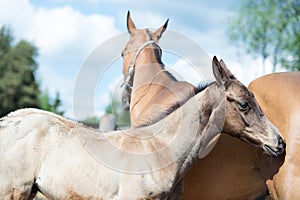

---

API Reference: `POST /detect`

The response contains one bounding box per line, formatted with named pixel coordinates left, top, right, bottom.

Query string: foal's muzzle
left=263, top=136, right=286, bottom=157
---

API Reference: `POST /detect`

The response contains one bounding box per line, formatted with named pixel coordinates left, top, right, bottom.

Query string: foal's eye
left=238, top=101, right=250, bottom=111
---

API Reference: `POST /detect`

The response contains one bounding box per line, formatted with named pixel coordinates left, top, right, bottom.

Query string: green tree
left=105, top=94, right=130, bottom=127
left=82, top=116, right=100, bottom=124
left=228, top=0, right=300, bottom=71
left=39, top=90, right=64, bottom=115
left=0, top=26, right=64, bottom=117
left=80, top=116, right=100, bottom=129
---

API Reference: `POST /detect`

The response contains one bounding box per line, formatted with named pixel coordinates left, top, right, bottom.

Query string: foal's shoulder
left=5, top=108, right=76, bottom=128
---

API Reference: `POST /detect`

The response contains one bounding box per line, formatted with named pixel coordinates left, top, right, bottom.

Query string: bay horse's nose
left=277, top=137, right=286, bottom=155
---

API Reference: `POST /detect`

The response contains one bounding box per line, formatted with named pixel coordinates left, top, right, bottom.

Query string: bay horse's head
left=212, top=57, right=285, bottom=156
left=121, top=11, right=168, bottom=110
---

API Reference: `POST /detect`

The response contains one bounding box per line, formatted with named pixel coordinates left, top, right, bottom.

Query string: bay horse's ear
left=154, top=19, right=169, bottom=40
left=127, top=11, right=136, bottom=34
left=212, top=56, right=230, bottom=86
left=220, top=59, right=236, bottom=80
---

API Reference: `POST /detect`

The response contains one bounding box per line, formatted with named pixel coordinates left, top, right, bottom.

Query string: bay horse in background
left=0, top=59, right=285, bottom=199
left=122, top=12, right=286, bottom=199
left=249, top=72, right=300, bottom=200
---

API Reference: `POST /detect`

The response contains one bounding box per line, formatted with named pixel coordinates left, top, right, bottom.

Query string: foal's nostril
left=277, top=137, right=286, bottom=153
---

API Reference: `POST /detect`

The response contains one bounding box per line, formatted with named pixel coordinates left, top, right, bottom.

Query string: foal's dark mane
left=195, top=80, right=214, bottom=93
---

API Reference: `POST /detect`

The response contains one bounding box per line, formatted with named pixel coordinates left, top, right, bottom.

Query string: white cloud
left=37, top=64, right=75, bottom=117
left=0, top=0, right=120, bottom=119
left=32, top=8, right=116, bottom=56
left=221, top=55, right=277, bottom=86
left=167, top=59, right=208, bottom=86
left=0, top=1, right=118, bottom=61
left=127, top=11, right=167, bottom=30
left=94, top=75, right=123, bottom=119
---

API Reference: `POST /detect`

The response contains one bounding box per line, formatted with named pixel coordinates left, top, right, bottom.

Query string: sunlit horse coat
left=0, top=57, right=285, bottom=200
left=121, top=12, right=286, bottom=200
left=123, top=13, right=282, bottom=200
left=249, top=72, right=300, bottom=200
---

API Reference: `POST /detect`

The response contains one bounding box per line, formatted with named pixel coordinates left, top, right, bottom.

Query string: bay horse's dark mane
left=136, top=80, right=215, bottom=127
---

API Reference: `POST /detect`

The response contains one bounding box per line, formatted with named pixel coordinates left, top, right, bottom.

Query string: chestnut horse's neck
left=124, top=40, right=174, bottom=89
left=124, top=40, right=195, bottom=127
left=123, top=40, right=159, bottom=83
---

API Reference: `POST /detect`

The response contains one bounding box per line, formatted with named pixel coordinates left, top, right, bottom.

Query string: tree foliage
left=39, top=90, right=64, bottom=115
left=105, top=94, right=130, bottom=127
left=80, top=116, right=100, bottom=129
left=0, top=26, right=64, bottom=117
left=82, top=116, right=100, bottom=124
left=228, top=0, right=300, bottom=71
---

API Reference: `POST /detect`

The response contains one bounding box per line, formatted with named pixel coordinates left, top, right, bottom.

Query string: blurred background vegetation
left=228, top=0, right=300, bottom=72
left=0, top=26, right=63, bottom=117
left=0, top=25, right=129, bottom=128
left=104, top=94, right=130, bottom=127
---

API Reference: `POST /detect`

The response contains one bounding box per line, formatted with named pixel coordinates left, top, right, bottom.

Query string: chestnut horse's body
left=249, top=72, right=300, bottom=200
left=122, top=12, right=285, bottom=200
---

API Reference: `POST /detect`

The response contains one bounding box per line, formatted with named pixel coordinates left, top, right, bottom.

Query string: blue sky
left=0, top=0, right=278, bottom=120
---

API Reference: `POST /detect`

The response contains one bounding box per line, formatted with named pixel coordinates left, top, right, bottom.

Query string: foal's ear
left=220, top=59, right=236, bottom=80
left=127, top=11, right=136, bottom=34
left=212, top=56, right=232, bottom=86
left=154, top=19, right=169, bottom=40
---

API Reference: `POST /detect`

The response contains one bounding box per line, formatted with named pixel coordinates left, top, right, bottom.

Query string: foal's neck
left=152, top=84, right=223, bottom=182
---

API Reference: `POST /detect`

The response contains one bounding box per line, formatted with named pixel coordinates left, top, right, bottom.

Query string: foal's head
left=212, top=57, right=285, bottom=156
left=121, top=11, right=168, bottom=110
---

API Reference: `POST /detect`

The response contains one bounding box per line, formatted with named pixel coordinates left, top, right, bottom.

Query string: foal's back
left=0, top=109, right=118, bottom=199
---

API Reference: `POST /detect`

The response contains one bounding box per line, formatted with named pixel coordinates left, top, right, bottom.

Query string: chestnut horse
left=121, top=12, right=196, bottom=127
left=122, top=12, right=286, bottom=199
left=0, top=58, right=285, bottom=199
left=249, top=72, right=300, bottom=200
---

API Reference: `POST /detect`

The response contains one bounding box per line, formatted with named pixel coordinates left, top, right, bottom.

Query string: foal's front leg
left=166, top=180, right=183, bottom=200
